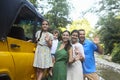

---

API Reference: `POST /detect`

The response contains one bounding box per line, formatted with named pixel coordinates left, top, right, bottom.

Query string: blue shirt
left=82, top=39, right=97, bottom=74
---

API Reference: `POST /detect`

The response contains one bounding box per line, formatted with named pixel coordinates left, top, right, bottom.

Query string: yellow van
left=0, top=0, right=43, bottom=80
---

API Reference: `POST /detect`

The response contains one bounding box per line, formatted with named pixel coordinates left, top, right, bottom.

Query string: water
left=97, top=67, right=120, bottom=80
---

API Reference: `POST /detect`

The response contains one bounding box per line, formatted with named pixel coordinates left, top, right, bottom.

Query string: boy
left=50, top=29, right=59, bottom=75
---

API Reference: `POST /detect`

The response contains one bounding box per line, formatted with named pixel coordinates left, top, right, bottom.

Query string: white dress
left=67, top=42, right=85, bottom=80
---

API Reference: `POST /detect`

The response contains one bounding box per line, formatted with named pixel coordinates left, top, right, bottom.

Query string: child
left=33, top=20, right=53, bottom=80
left=51, top=30, right=59, bottom=62
left=49, top=30, right=59, bottom=76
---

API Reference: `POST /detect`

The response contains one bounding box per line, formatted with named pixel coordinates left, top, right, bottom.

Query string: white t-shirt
left=51, top=39, right=58, bottom=54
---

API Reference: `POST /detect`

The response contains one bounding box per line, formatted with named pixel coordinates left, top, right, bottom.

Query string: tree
left=29, top=0, right=37, bottom=7
left=68, top=19, right=92, bottom=36
left=92, top=0, right=120, bottom=17
left=94, top=0, right=120, bottom=55
left=97, top=13, right=120, bottom=54
left=44, top=0, right=71, bottom=29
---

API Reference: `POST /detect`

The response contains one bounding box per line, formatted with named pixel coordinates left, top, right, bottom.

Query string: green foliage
left=111, top=43, right=120, bottom=64
left=95, top=0, right=120, bottom=55
left=91, top=0, right=120, bottom=65
left=19, top=21, right=40, bottom=39
left=44, top=0, right=71, bottom=29
left=99, top=0, right=120, bottom=10
left=97, top=13, right=120, bottom=54
left=94, top=0, right=120, bottom=16
left=20, top=23, right=33, bottom=38
left=67, top=19, right=100, bottom=40
left=29, top=0, right=37, bottom=7
left=68, top=19, right=92, bottom=36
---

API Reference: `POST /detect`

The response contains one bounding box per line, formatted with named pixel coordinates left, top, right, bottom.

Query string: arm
left=45, top=33, right=53, bottom=48
left=68, top=47, right=75, bottom=63
left=95, top=43, right=103, bottom=54
left=78, top=44, right=85, bottom=61
left=75, top=52, right=84, bottom=61
left=93, top=37, right=103, bottom=54
left=35, top=31, right=39, bottom=42
left=46, top=40, right=52, bottom=48
left=74, top=45, right=85, bottom=61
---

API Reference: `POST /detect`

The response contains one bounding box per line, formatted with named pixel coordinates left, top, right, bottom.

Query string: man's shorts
left=84, top=72, right=99, bottom=80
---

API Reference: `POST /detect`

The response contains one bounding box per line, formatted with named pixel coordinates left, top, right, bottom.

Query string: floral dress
left=33, top=30, right=53, bottom=68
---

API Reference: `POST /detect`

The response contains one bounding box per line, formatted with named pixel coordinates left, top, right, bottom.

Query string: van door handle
left=10, top=44, right=20, bottom=48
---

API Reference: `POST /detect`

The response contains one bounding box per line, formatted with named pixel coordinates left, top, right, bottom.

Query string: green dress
left=52, top=42, right=69, bottom=80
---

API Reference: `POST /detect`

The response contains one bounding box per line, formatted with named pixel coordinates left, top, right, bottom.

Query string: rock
left=95, top=54, right=120, bottom=74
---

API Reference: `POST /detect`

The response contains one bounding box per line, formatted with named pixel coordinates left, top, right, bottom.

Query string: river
left=95, top=54, right=120, bottom=80
left=97, top=67, right=120, bottom=80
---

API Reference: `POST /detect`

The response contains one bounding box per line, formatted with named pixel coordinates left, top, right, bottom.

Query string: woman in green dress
left=52, top=30, right=74, bottom=80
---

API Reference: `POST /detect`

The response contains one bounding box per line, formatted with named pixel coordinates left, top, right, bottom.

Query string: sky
left=37, top=0, right=100, bottom=27
left=68, top=0, right=100, bottom=27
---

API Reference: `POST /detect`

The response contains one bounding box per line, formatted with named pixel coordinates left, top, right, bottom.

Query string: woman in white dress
left=67, top=30, right=85, bottom=80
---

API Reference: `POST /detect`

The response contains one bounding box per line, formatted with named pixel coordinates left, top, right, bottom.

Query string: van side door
left=7, top=37, right=36, bottom=80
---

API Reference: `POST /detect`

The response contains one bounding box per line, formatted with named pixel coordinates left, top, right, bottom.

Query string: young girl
left=33, top=20, right=53, bottom=80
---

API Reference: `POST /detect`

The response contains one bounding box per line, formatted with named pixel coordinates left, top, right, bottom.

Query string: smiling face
left=71, top=32, right=79, bottom=44
left=53, top=32, right=59, bottom=39
left=62, top=31, right=70, bottom=42
left=79, top=30, right=85, bottom=43
left=41, top=20, right=49, bottom=31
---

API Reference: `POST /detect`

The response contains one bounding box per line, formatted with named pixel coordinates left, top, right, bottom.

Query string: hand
left=45, top=33, right=50, bottom=42
left=74, top=46, right=79, bottom=55
left=75, top=56, right=80, bottom=61
left=74, top=46, right=83, bottom=61
left=75, top=52, right=83, bottom=61
left=93, top=36, right=100, bottom=44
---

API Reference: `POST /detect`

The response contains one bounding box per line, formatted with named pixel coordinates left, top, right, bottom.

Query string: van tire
left=0, top=74, right=10, bottom=80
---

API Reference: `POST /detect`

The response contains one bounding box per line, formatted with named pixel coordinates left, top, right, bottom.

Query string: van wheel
left=0, top=74, right=10, bottom=80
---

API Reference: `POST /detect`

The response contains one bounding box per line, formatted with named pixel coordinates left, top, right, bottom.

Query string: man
left=78, top=29, right=103, bottom=80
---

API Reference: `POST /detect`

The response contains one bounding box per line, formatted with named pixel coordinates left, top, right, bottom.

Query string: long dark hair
left=38, top=20, right=49, bottom=41
left=62, top=30, right=71, bottom=51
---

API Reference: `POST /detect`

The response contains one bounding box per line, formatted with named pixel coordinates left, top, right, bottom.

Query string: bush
left=111, top=43, right=120, bottom=64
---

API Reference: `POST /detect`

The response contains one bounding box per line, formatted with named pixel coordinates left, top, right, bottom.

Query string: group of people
left=33, top=20, right=103, bottom=80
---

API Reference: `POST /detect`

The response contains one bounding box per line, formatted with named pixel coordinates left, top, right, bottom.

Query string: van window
left=19, top=20, right=41, bottom=41
left=7, top=20, right=41, bottom=41
left=7, top=26, right=26, bottom=40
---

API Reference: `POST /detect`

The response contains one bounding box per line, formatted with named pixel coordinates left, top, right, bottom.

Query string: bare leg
left=49, top=56, right=55, bottom=76
left=37, top=68, right=44, bottom=80
left=49, top=67, right=53, bottom=76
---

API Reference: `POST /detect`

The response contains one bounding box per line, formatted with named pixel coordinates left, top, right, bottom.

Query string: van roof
left=0, top=0, right=44, bottom=40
